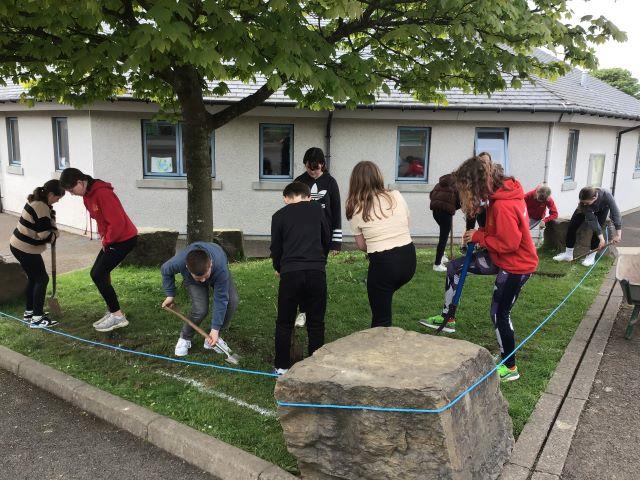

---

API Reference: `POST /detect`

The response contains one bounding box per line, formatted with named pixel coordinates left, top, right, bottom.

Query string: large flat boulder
left=543, top=218, right=614, bottom=256
left=0, top=257, right=28, bottom=304
left=122, top=228, right=179, bottom=267
left=213, top=229, right=245, bottom=262
left=275, top=327, right=514, bottom=480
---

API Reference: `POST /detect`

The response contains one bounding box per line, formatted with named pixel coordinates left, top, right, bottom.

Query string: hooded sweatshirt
left=84, top=180, right=137, bottom=246
left=471, top=178, right=538, bottom=274
left=524, top=189, right=558, bottom=223
left=429, top=174, right=460, bottom=215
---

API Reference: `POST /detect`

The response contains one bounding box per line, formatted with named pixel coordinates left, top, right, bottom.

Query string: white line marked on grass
left=159, top=371, right=276, bottom=418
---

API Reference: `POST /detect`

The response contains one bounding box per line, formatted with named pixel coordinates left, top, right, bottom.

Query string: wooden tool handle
left=162, top=305, right=209, bottom=340
left=571, top=242, right=614, bottom=262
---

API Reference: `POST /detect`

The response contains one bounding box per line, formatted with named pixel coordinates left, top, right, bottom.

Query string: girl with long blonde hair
left=346, top=161, right=416, bottom=328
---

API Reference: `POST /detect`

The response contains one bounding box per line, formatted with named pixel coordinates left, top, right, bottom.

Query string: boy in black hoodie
left=270, top=182, right=331, bottom=375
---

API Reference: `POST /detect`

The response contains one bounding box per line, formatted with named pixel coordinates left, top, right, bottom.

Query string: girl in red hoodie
left=422, top=156, right=538, bottom=382
left=59, top=168, right=138, bottom=332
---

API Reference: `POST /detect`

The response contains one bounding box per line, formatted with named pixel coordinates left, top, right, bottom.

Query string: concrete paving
left=560, top=209, right=640, bottom=480
left=0, top=369, right=214, bottom=480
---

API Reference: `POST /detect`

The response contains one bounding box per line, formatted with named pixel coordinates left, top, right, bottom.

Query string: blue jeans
left=180, top=276, right=238, bottom=340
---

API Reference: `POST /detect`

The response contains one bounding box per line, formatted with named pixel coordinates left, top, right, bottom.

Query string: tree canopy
left=0, top=0, right=626, bottom=241
left=591, top=68, right=640, bottom=99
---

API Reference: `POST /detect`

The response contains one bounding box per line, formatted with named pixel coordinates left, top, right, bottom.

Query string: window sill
left=633, top=171, right=640, bottom=179
left=6, top=165, right=24, bottom=175
left=251, top=181, right=290, bottom=191
left=561, top=180, right=577, bottom=191
left=136, top=178, right=222, bottom=190
left=388, top=182, right=433, bottom=193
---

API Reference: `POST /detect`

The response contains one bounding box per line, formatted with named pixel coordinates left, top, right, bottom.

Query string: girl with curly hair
left=346, top=161, right=416, bottom=328
left=421, top=156, right=538, bottom=382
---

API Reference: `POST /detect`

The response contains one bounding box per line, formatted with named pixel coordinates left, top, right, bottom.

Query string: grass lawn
left=0, top=248, right=611, bottom=473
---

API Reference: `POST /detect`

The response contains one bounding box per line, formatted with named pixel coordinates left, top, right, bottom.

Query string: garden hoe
left=47, top=239, right=63, bottom=317
left=163, top=305, right=241, bottom=365
left=570, top=242, right=614, bottom=263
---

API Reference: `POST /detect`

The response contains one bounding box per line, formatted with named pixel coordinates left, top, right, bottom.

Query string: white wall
left=611, top=130, right=640, bottom=213
left=0, top=111, right=93, bottom=231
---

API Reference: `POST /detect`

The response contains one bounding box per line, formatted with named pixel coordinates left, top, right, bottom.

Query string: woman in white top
left=346, top=161, right=416, bottom=328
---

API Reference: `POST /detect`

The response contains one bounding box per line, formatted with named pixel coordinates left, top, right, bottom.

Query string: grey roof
left=2, top=52, right=640, bottom=120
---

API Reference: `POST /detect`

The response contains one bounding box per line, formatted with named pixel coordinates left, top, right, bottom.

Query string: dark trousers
left=566, top=209, right=609, bottom=249
left=275, top=270, right=327, bottom=369
left=367, top=243, right=416, bottom=328
left=10, top=246, right=49, bottom=316
left=432, top=210, right=453, bottom=265
left=180, top=277, right=238, bottom=340
left=90, top=236, right=137, bottom=313
left=443, top=251, right=530, bottom=368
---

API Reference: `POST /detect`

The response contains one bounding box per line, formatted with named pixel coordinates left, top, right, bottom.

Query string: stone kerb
left=213, top=229, right=245, bottom=262
left=543, top=218, right=614, bottom=255
left=122, top=228, right=179, bottom=267
left=0, top=256, right=28, bottom=303
left=275, top=327, right=514, bottom=480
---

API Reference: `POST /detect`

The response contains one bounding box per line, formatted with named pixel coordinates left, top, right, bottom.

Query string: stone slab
left=0, top=344, right=25, bottom=374
left=499, top=463, right=531, bottom=480
left=17, top=356, right=85, bottom=403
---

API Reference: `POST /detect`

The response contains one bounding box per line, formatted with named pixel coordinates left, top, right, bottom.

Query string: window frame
left=6, top=117, right=20, bottom=166
left=52, top=117, right=70, bottom=171
left=635, top=135, right=640, bottom=172
left=395, top=126, right=431, bottom=183
left=564, top=129, right=580, bottom=181
left=474, top=127, right=510, bottom=172
left=141, top=120, right=215, bottom=178
left=259, top=123, right=294, bottom=180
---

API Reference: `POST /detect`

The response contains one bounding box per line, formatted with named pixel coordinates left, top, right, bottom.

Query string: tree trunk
left=182, top=122, right=213, bottom=243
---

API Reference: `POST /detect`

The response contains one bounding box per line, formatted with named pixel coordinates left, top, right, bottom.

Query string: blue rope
left=0, top=246, right=609, bottom=412
left=0, top=313, right=277, bottom=378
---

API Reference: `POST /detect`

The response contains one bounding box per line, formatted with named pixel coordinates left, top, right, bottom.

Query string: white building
left=1, top=66, right=640, bottom=243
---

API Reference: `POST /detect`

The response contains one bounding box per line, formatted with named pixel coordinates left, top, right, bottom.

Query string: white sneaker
left=441, top=255, right=449, bottom=265
left=93, top=311, right=111, bottom=328
left=94, top=314, right=129, bottom=332
left=581, top=252, right=596, bottom=267
left=433, top=263, right=447, bottom=272
left=295, top=312, right=306, bottom=328
left=175, top=338, right=191, bottom=357
left=273, top=368, right=289, bottom=376
left=553, top=251, right=573, bottom=262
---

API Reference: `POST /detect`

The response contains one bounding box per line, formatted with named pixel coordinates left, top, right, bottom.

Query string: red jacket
left=84, top=180, right=137, bottom=246
left=524, top=190, right=558, bottom=223
left=471, top=179, right=538, bottom=274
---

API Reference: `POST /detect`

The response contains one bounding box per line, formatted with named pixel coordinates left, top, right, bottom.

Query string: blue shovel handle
left=452, top=242, right=476, bottom=306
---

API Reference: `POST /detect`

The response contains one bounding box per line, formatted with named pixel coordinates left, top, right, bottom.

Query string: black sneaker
left=23, top=311, right=33, bottom=323
left=30, top=315, right=59, bottom=329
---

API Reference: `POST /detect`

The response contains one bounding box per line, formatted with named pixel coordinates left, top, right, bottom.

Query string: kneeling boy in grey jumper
left=161, top=242, right=238, bottom=357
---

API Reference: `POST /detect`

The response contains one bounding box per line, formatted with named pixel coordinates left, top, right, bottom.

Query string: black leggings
left=10, top=246, right=49, bottom=316
left=90, top=236, right=137, bottom=313
left=566, top=209, right=608, bottom=250
left=432, top=210, right=453, bottom=265
left=367, top=243, right=417, bottom=328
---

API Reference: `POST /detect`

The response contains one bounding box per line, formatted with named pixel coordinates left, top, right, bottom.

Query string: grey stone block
left=499, top=463, right=530, bottom=480
left=73, top=384, right=161, bottom=439
left=509, top=393, right=563, bottom=469
left=543, top=218, right=613, bottom=255
left=17, top=357, right=85, bottom=403
left=536, top=398, right=587, bottom=476
left=532, top=472, right=560, bottom=480
left=0, top=259, right=28, bottom=303
left=148, top=417, right=290, bottom=480
left=213, top=229, right=245, bottom=262
left=571, top=315, right=599, bottom=342
left=0, top=345, right=26, bottom=374
left=122, top=228, right=179, bottom=267
left=546, top=345, right=585, bottom=397
left=258, top=465, right=299, bottom=480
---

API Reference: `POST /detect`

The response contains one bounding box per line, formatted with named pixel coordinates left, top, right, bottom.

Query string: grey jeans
left=180, top=276, right=239, bottom=341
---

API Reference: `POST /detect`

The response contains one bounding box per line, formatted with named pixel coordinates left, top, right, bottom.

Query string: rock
left=275, top=327, right=514, bottom=480
left=122, top=228, right=179, bottom=267
left=0, top=260, right=28, bottom=304
left=543, top=218, right=614, bottom=255
left=213, top=229, right=245, bottom=262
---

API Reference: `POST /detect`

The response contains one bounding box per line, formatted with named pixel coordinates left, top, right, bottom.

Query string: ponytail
left=27, top=179, right=65, bottom=204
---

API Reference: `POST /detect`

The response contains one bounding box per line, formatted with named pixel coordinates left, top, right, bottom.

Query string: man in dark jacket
left=429, top=174, right=460, bottom=271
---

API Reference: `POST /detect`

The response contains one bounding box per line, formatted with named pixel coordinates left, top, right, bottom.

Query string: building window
left=142, top=121, right=215, bottom=177
left=6, top=117, right=20, bottom=166
left=635, top=136, right=640, bottom=172
left=52, top=117, right=70, bottom=170
left=396, top=127, right=430, bottom=182
left=260, top=123, right=293, bottom=179
left=564, top=129, right=580, bottom=181
left=475, top=128, right=509, bottom=170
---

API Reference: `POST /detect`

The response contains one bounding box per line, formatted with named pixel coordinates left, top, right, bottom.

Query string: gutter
left=611, top=124, right=640, bottom=196
left=325, top=110, right=333, bottom=170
